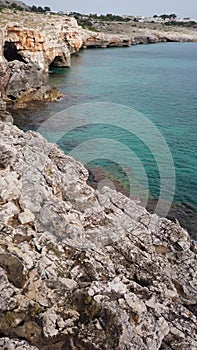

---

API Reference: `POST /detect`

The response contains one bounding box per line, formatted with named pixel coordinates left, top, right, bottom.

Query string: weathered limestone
left=0, top=10, right=197, bottom=113
left=0, top=93, right=13, bottom=123
left=93, top=19, right=197, bottom=44
left=0, top=121, right=196, bottom=349
left=1, top=10, right=197, bottom=110
left=0, top=338, right=38, bottom=349
left=0, top=11, right=85, bottom=108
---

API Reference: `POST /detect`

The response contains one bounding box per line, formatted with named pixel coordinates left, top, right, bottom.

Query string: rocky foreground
left=0, top=10, right=197, bottom=110
left=0, top=121, right=196, bottom=349
left=0, top=10, right=197, bottom=349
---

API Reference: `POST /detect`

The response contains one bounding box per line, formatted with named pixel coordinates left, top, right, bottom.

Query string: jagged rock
left=0, top=337, right=38, bottom=349
left=0, top=94, right=13, bottom=123
left=0, top=253, right=26, bottom=288
left=0, top=142, right=16, bottom=169
left=18, top=209, right=35, bottom=224
left=0, top=12, right=83, bottom=107
left=0, top=121, right=196, bottom=349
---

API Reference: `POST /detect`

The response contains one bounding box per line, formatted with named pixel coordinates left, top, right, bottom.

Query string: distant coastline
left=0, top=9, right=197, bottom=113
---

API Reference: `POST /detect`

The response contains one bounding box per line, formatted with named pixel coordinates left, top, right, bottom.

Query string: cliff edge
left=0, top=121, right=196, bottom=349
left=0, top=10, right=84, bottom=108
left=0, top=10, right=197, bottom=111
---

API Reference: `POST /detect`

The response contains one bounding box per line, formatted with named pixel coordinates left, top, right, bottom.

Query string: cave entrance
left=3, top=41, right=27, bottom=63
left=49, top=55, right=68, bottom=68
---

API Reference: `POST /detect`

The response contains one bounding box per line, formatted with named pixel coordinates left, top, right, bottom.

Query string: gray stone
left=0, top=121, right=196, bottom=349
left=18, top=209, right=35, bottom=224
left=0, top=337, right=38, bottom=349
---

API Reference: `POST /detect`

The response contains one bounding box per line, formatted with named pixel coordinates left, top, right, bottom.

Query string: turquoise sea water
left=13, top=42, right=197, bottom=235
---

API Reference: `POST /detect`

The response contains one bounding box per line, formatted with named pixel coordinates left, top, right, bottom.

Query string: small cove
left=13, top=42, right=197, bottom=237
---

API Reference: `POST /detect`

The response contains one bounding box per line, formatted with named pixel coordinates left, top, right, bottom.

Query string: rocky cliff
left=0, top=11, right=133, bottom=109
left=0, top=10, right=85, bottom=109
left=0, top=93, right=12, bottom=122
left=0, top=121, right=196, bottom=349
left=0, top=9, right=197, bottom=112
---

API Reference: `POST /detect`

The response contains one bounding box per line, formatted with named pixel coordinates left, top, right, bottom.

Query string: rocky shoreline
left=0, top=121, right=196, bottom=349
left=0, top=12, right=197, bottom=348
left=0, top=9, right=197, bottom=114
left=87, top=167, right=197, bottom=240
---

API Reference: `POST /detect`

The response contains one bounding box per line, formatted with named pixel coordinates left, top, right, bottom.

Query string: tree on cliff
left=30, top=5, right=37, bottom=12
left=9, top=2, right=23, bottom=11
left=159, top=13, right=177, bottom=21
left=44, top=6, right=51, bottom=12
left=160, top=14, right=169, bottom=20
left=169, top=13, right=177, bottom=20
left=30, top=5, right=51, bottom=13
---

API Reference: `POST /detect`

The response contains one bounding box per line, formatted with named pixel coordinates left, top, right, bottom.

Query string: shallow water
left=13, top=42, right=197, bottom=236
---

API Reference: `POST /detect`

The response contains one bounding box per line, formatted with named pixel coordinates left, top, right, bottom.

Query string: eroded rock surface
left=0, top=93, right=13, bottom=123
left=0, top=11, right=83, bottom=107
left=0, top=121, right=196, bottom=349
left=0, top=10, right=197, bottom=111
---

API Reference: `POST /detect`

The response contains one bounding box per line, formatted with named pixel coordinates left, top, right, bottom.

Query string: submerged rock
left=0, top=121, right=196, bottom=349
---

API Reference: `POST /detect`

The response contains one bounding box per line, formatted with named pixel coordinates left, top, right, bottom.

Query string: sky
left=26, top=0, right=197, bottom=19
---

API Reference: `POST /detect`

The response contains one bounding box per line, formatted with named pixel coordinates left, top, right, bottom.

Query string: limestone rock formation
left=0, top=121, right=196, bottom=349
left=1, top=10, right=197, bottom=107
left=0, top=13, right=82, bottom=107
left=0, top=93, right=13, bottom=123
left=93, top=19, right=197, bottom=44
left=0, top=10, right=197, bottom=113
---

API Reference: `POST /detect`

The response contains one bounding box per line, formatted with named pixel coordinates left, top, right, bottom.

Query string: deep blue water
left=13, top=42, right=197, bottom=235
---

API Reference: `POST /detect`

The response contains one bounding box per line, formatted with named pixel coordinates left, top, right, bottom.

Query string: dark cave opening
left=49, top=55, right=67, bottom=68
left=3, top=41, right=27, bottom=63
